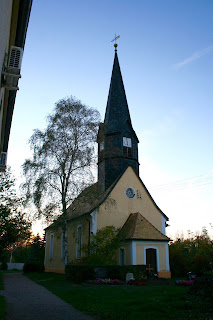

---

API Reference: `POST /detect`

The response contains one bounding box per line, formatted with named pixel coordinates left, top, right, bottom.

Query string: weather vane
left=111, top=34, right=120, bottom=51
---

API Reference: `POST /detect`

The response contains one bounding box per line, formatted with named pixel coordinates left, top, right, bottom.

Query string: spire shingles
left=104, top=52, right=132, bottom=134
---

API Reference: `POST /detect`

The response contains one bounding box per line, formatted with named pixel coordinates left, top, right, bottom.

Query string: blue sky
left=8, top=0, right=213, bottom=238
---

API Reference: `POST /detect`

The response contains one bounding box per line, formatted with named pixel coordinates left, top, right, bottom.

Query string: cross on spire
left=111, top=34, right=120, bottom=51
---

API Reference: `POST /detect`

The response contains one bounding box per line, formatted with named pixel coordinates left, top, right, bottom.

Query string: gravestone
left=187, top=272, right=196, bottom=281
left=126, top=273, right=134, bottom=283
left=94, top=267, right=107, bottom=279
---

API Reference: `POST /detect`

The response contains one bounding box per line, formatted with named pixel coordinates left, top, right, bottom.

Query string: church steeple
left=98, top=45, right=139, bottom=191
left=104, top=49, right=132, bottom=133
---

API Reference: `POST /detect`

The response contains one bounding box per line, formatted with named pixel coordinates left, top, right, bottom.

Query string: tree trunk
left=62, top=194, right=69, bottom=266
left=63, top=220, right=69, bottom=266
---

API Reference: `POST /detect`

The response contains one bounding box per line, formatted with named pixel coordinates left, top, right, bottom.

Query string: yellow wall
left=97, top=167, right=163, bottom=232
left=45, top=216, right=90, bottom=271
left=45, top=230, right=65, bottom=273
left=136, top=243, right=167, bottom=271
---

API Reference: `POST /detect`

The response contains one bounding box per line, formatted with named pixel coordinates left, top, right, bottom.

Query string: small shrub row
left=187, top=275, right=213, bottom=302
left=105, top=265, right=147, bottom=281
left=23, top=260, right=44, bottom=273
left=0, top=262, right=8, bottom=270
left=65, top=264, right=147, bottom=283
left=65, top=264, right=96, bottom=283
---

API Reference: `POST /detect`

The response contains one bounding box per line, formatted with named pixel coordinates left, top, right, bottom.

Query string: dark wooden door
left=146, top=248, right=157, bottom=272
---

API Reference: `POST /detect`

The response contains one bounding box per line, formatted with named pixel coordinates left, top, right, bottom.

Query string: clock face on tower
left=125, top=186, right=136, bottom=199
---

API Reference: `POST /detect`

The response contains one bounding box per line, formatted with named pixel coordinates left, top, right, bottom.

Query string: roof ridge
left=130, top=212, right=139, bottom=238
left=138, top=212, right=170, bottom=240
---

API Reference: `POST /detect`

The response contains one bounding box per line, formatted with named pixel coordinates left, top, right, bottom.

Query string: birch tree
left=22, top=97, right=100, bottom=264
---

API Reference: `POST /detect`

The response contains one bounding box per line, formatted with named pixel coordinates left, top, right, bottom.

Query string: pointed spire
left=104, top=50, right=132, bottom=134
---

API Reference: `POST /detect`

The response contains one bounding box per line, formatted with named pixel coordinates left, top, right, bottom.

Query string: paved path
left=2, top=273, right=94, bottom=320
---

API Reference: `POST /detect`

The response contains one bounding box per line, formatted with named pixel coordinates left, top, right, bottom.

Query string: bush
left=107, top=265, right=147, bottom=281
left=0, top=261, right=8, bottom=270
left=169, top=233, right=213, bottom=277
left=23, top=260, right=44, bottom=273
left=187, top=275, right=213, bottom=302
left=65, top=264, right=147, bottom=283
left=65, top=264, right=95, bottom=283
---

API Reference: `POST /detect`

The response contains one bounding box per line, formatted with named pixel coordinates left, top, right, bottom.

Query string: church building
left=44, top=43, right=171, bottom=278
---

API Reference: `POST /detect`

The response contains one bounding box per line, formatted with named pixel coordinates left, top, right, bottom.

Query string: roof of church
left=119, top=212, right=170, bottom=241
left=104, top=51, right=138, bottom=141
left=66, top=174, right=121, bottom=220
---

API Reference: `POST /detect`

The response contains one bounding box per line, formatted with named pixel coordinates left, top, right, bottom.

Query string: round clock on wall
left=125, top=187, right=136, bottom=199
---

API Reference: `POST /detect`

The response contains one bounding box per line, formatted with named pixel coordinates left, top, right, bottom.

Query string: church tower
left=98, top=43, right=139, bottom=191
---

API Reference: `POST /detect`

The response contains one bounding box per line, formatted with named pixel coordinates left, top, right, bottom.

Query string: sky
left=7, top=0, right=213, bottom=239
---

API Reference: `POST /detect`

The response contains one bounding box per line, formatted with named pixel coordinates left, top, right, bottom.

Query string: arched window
left=119, top=247, right=126, bottom=265
left=49, top=233, right=54, bottom=260
left=76, top=225, right=83, bottom=259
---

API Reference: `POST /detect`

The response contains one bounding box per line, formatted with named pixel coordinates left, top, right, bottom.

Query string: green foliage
left=0, top=261, right=8, bottom=270
left=0, top=296, right=6, bottom=320
left=82, top=226, right=122, bottom=265
left=65, top=264, right=95, bottom=283
left=187, top=275, right=213, bottom=302
left=10, top=243, right=30, bottom=263
left=65, top=264, right=147, bottom=284
left=169, top=229, right=213, bottom=277
left=7, top=234, right=45, bottom=264
left=27, top=234, right=45, bottom=262
left=0, top=168, right=31, bottom=260
left=0, top=273, right=6, bottom=320
left=23, top=260, right=44, bottom=273
left=23, top=234, right=45, bottom=272
left=107, top=265, right=147, bottom=281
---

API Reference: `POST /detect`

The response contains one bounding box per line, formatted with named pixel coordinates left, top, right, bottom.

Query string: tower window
left=123, top=137, right=132, bottom=157
left=123, top=137, right=132, bottom=147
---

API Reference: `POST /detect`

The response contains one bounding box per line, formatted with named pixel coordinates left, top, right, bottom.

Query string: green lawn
left=25, top=272, right=213, bottom=320
left=0, top=272, right=6, bottom=320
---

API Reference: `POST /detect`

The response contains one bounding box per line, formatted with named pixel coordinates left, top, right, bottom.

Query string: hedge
left=65, top=264, right=96, bottom=283
left=65, top=264, right=147, bottom=283
left=23, top=260, right=44, bottom=273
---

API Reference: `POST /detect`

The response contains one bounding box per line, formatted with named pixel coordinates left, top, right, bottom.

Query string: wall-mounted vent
left=1, top=46, right=23, bottom=90
left=8, top=46, right=23, bottom=69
